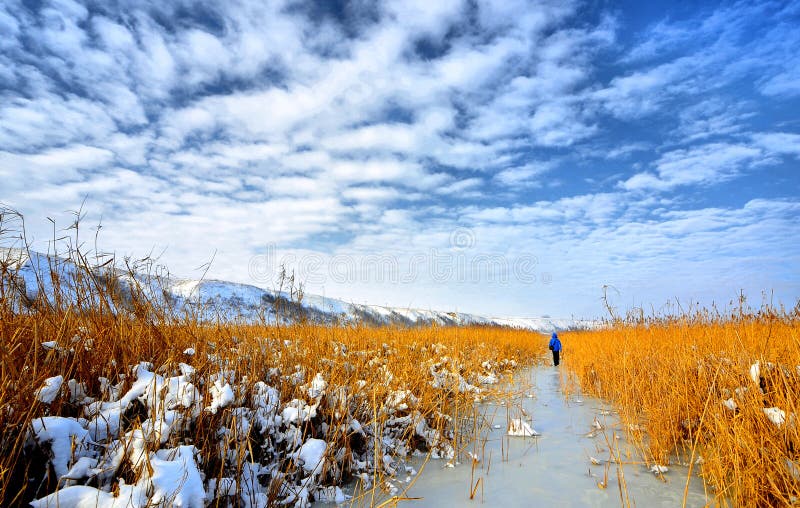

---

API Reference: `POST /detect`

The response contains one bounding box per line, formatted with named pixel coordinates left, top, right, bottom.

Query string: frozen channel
left=372, top=364, right=712, bottom=507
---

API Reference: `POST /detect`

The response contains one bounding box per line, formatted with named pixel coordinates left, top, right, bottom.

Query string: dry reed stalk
left=0, top=248, right=548, bottom=506
left=562, top=304, right=800, bottom=506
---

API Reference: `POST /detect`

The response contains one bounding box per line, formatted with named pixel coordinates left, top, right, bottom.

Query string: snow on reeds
left=0, top=244, right=546, bottom=507
left=561, top=303, right=800, bottom=506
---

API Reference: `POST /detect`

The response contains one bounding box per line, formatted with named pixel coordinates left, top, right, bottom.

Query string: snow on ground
left=23, top=343, right=525, bottom=507
left=295, top=439, right=327, bottom=477
left=29, top=417, right=90, bottom=478
left=170, top=279, right=202, bottom=300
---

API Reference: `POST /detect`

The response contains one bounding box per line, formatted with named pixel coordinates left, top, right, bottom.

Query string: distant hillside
left=0, top=248, right=598, bottom=332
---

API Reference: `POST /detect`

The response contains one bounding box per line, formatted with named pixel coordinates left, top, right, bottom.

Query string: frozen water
left=397, top=365, right=712, bottom=507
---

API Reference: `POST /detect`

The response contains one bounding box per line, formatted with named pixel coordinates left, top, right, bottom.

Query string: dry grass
left=561, top=305, right=800, bottom=507
left=0, top=245, right=546, bottom=505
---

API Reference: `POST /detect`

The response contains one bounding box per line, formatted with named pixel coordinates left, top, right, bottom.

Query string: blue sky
left=1, top=0, right=798, bottom=318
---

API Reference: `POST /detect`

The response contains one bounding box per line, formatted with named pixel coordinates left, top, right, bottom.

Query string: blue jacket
left=549, top=332, right=562, bottom=352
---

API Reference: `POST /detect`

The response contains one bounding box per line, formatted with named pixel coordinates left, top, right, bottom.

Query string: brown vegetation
left=562, top=303, right=800, bottom=506
left=0, top=246, right=545, bottom=505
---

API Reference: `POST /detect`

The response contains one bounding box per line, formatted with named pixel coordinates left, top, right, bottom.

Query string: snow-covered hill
left=0, top=248, right=597, bottom=331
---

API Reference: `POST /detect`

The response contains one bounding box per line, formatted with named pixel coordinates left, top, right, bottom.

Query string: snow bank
left=149, top=446, right=205, bottom=507
left=29, top=484, right=146, bottom=508
left=30, top=446, right=205, bottom=508
left=27, top=347, right=515, bottom=507
left=5, top=248, right=595, bottom=330
left=29, top=417, right=90, bottom=478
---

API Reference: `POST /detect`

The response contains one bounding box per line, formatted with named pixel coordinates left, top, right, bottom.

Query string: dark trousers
left=552, top=350, right=560, bottom=366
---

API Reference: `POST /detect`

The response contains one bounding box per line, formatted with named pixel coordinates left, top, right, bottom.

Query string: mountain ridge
left=0, top=247, right=598, bottom=332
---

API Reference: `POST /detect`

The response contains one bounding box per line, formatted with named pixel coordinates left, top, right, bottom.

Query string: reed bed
left=561, top=305, right=800, bottom=507
left=0, top=245, right=546, bottom=506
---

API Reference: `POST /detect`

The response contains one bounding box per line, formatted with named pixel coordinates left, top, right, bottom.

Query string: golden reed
left=561, top=304, right=800, bottom=506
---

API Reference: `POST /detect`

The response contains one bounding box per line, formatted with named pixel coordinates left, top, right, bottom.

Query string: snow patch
left=29, top=417, right=90, bottom=478
left=763, top=407, right=786, bottom=427
left=295, top=438, right=327, bottom=477
left=507, top=418, right=539, bottom=437
left=36, top=375, right=64, bottom=404
left=207, top=379, right=234, bottom=414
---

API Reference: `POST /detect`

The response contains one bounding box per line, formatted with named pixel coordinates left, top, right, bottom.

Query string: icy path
left=399, top=364, right=711, bottom=507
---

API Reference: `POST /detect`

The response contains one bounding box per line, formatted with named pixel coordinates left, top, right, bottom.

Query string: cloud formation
left=1, top=0, right=798, bottom=317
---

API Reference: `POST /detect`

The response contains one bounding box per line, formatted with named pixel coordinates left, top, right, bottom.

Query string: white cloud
left=595, top=59, right=692, bottom=119
left=464, top=18, right=611, bottom=146
left=104, top=132, right=154, bottom=166
left=341, top=186, right=403, bottom=203
left=0, top=145, right=115, bottom=202
left=0, top=95, right=117, bottom=150
left=320, top=123, right=425, bottom=154
left=618, top=172, right=666, bottom=192
left=599, top=0, right=800, bottom=125
left=603, top=143, right=651, bottom=160
left=621, top=20, right=694, bottom=64
left=752, top=132, right=800, bottom=156
left=27, top=144, right=114, bottom=171
left=385, top=0, right=464, bottom=36
left=494, top=162, right=552, bottom=186
left=131, top=19, right=178, bottom=100
left=265, top=176, right=333, bottom=198
left=92, top=16, right=136, bottom=50
left=675, top=98, right=751, bottom=142
left=436, top=177, right=484, bottom=196
left=0, top=0, right=798, bottom=317
left=462, top=192, right=621, bottom=226
left=94, top=83, right=148, bottom=126
left=759, top=70, right=800, bottom=97
left=435, top=36, right=527, bottom=90
left=529, top=102, right=597, bottom=146
left=621, top=143, right=766, bottom=191
left=328, top=158, right=420, bottom=184
left=176, top=29, right=231, bottom=85
left=160, top=107, right=217, bottom=147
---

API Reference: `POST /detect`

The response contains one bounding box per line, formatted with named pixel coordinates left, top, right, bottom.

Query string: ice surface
left=400, top=366, right=712, bottom=507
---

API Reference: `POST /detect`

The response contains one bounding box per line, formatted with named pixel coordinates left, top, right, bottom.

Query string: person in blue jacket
left=549, top=332, right=562, bottom=366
